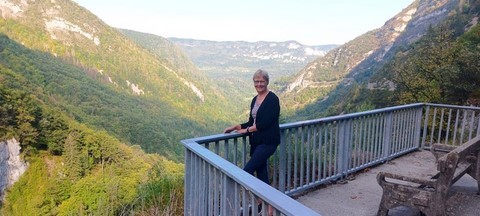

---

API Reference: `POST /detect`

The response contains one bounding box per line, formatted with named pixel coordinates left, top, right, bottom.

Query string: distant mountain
left=277, top=0, right=479, bottom=120
left=168, top=38, right=337, bottom=98
left=168, top=38, right=335, bottom=76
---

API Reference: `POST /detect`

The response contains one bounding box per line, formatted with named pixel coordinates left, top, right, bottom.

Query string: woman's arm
left=224, top=124, right=251, bottom=134
left=224, top=96, right=256, bottom=133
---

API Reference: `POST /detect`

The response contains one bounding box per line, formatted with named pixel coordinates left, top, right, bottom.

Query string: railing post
left=222, top=175, right=236, bottom=216
left=193, top=153, right=200, bottom=216
left=337, top=119, right=351, bottom=177
left=184, top=149, right=192, bottom=216
left=345, top=119, right=352, bottom=174
left=414, top=106, right=424, bottom=149
left=421, top=105, right=430, bottom=149
left=382, top=112, right=393, bottom=159
left=201, top=158, right=209, bottom=215
left=279, top=130, right=287, bottom=192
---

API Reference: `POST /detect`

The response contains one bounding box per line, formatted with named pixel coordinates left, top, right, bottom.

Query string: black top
left=241, top=91, right=280, bottom=146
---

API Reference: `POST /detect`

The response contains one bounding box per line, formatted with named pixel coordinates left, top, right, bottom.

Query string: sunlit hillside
left=0, top=0, right=238, bottom=161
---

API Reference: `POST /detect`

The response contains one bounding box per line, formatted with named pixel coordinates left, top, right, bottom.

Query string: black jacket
left=241, top=91, right=280, bottom=146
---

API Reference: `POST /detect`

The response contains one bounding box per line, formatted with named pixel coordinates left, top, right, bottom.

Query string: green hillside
left=0, top=81, right=184, bottom=215
left=376, top=18, right=480, bottom=105
left=0, top=0, right=237, bottom=161
left=117, top=28, right=244, bottom=121
left=0, top=1, right=240, bottom=212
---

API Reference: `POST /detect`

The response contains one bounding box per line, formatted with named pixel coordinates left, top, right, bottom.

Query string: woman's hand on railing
left=223, top=124, right=251, bottom=134
left=223, top=127, right=235, bottom=133
left=224, top=124, right=240, bottom=133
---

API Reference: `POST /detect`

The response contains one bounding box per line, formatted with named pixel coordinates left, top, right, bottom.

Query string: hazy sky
left=72, top=0, right=414, bottom=45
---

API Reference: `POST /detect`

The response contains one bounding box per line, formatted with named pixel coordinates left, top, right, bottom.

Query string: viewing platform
left=295, top=150, right=480, bottom=216
left=182, top=103, right=480, bottom=216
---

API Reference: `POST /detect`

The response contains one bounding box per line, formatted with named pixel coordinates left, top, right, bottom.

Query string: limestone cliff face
left=0, top=138, right=28, bottom=201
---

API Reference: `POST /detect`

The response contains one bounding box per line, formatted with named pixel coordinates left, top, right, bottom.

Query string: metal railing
left=182, top=103, right=480, bottom=216
left=421, top=103, right=480, bottom=148
left=183, top=134, right=319, bottom=216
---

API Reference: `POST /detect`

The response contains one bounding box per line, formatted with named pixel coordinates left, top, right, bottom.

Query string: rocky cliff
left=278, top=0, right=459, bottom=114
left=0, top=138, right=28, bottom=201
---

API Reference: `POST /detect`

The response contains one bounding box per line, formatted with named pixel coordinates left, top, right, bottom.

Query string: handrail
left=425, top=103, right=480, bottom=111
left=280, top=103, right=424, bottom=129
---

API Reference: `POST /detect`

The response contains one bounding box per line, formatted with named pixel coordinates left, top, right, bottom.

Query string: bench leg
left=425, top=201, right=446, bottom=216
left=377, top=196, right=389, bottom=216
left=377, top=207, right=388, bottom=216
left=477, top=181, right=480, bottom=195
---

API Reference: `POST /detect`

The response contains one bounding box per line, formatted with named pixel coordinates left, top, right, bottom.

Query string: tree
left=389, top=24, right=458, bottom=104
left=38, top=108, right=68, bottom=154
left=63, top=131, right=84, bottom=181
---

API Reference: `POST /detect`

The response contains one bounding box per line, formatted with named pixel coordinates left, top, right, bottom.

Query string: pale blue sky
left=72, top=0, right=414, bottom=45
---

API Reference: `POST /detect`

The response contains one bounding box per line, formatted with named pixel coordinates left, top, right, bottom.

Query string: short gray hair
left=253, top=69, right=269, bottom=83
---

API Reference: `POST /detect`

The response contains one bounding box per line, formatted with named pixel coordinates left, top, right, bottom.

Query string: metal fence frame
left=182, top=103, right=480, bottom=216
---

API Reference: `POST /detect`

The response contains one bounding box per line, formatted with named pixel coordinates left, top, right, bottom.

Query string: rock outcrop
left=0, top=138, right=28, bottom=201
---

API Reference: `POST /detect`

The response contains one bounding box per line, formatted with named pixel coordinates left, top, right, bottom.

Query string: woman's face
left=253, top=76, right=268, bottom=93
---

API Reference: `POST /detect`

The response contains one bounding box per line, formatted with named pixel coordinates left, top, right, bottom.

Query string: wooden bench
left=376, top=136, right=480, bottom=216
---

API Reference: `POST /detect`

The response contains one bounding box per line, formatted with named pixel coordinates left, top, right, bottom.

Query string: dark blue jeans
left=244, top=143, right=278, bottom=184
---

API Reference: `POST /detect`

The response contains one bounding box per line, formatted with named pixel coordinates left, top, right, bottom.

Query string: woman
left=224, top=68, right=280, bottom=186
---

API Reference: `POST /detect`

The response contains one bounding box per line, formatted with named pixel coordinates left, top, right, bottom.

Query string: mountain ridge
left=276, top=0, right=475, bottom=120
left=168, top=37, right=336, bottom=77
